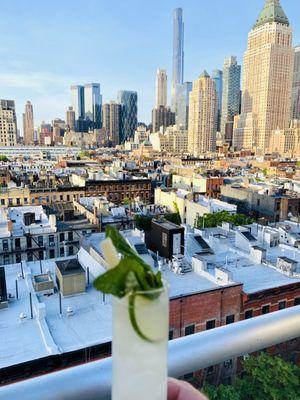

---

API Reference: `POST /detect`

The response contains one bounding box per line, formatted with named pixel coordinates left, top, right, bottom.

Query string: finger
left=168, top=378, right=208, bottom=400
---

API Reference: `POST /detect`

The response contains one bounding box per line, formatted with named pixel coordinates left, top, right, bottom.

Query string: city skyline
left=0, top=1, right=299, bottom=130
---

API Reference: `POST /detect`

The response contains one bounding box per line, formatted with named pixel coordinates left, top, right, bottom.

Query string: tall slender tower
left=291, top=46, right=300, bottom=120
left=22, top=101, right=34, bottom=145
left=171, top=8, right=184, bottom=112
left=234, top=0, right=294, bottom=154
left=118, top=91, right=138, bottom=142
left=212, top=70, right=223, bottom=132
left=84, top=83, right=102, bottom=130
left=155, top=69, right=167, bottom=108
left=220, top=57, right=241, bottom=140
left=188, top=71, right=217, bottom=156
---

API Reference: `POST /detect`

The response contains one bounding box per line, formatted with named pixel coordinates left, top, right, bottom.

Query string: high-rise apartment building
left=155, top=69, right=167, bottom=108
left=176, top=81, right=192, bottom=129
left=188, top=71, right=217, bottom=156
left=22, top=101, right=34, bottom=145
left=212, top=70, right=223, bottom=132
left=66, top=107, right=76, bottom=131
left=0, top=100, right=17, bottom=146
left=84, top=83, right=102, bottom=130
left=151, top=106, right=175, bottom=133
left=171, top=8, right=184, bottom=112
left=220, top=57, right=241, bottom=144
left=291, top=46, right=300, bottom=120
left=118, top=91, right=138, bottom=142
left=102, top=102, right=121, bottom=146
left=234, top=0, right=294, bottom=153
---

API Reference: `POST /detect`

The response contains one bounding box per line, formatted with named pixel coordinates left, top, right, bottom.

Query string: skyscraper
left=220, top=57, right=241, bottom=144
left=118, top=91, right=138, bottom=142
left=188, top=71, right=217, bottom=156
left=212, top=70, right=223, bottom=132
left=22, top=101, right=34, bottom=145
left=70, top=85, right=85, bottom=131
left=0, top=100, right=17, bottom=146
left=291, top=46, right=300, bottom=120
left=84, top=83, right=102, bottom=130
left=102, top=101, right=121, bottom=146
left=234, top=0, right=294, bottom=153
left=66, top=106, right=76, bottom=131
left=151, top=106, right=175, bottom=133
left=155, top=69, right=167, bottom=108
left=176, top=81, right=192, bottom=129
left=172, top=8, right=184, bottom=112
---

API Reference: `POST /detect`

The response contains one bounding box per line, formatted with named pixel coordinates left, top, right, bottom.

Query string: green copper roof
left=200, top=70, right=210, bottom=78
left=254, top=0, right=289, bottom=29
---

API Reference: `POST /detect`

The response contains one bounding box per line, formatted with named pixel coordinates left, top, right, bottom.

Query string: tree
left=194, top=211, right=253, bottom=229
left=78, top=150, right=90, bottom=159
left=165, top=212, right=182, bottom=226
left=0, top=155, right=8, bottom=162
left=134, top=215, right=152, bottom=231
left=203, top=354, right=300, bottom=400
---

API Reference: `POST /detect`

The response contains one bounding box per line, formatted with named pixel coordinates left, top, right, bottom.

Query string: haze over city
left=0, top=0, right=299, bottom=126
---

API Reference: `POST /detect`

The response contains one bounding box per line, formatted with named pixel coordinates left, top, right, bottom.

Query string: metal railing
left=1, top=306, right=300, bottom=400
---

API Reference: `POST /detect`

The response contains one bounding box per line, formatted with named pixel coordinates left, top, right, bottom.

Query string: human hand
left=168, top=378, right=208, bottom=400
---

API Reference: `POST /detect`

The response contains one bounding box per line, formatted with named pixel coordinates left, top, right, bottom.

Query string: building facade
left=0, top=100, right=17, bottom=146
left=212, top=70, right=223, bottom=132
left=291, top=46, right=300, bottom=120
left=171, top=8, right=184, bottom=112
left=70, top=85, right=85, bottom=131
left=66, top=107, right=76, bottom=131
left=188, top=71, right=217, bottom=156
left=118, top=91, right=138, bottom=142
left=84, top=83, right=102, bottom=130
left=22, top=101, right=34, bottom=145
left=220, top=57, right=241, bottom=144
left=155, top=69, right=167, bottom=108
left=151, top=106, right=175, bottom=133
left=234, top=0, right=294, bottom=153
left=176, top=81, right=192, bottom=130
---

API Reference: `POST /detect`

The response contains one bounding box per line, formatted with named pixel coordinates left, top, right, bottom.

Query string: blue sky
left=0, top=0, right=299, bottom=129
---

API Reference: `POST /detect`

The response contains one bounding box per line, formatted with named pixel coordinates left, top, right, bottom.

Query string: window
left=8, top=198, right=13, bottom=206
left=27, top=252, right=33, bottom=262
left=60, top=247, right=65, bottom=257
left=68, top=246, right=74, bottom=256
left=49, top=235, right=55, bottom=245
left=245, top=309, right=253, bottom=319
left=59, top=233, right=65, bottom=242
left=294, top=297, right=300, bottom=306
left=169, top=330, right=174, bottom=340
left=206, top=320, right=216, bottom=330
left=162, top=232, right=167, bottom=247
left=0, top=199, right=4, bottom=205
left=278, top=301, right=286, bottom=310
left=68, top=232, right=74, bottom=241
left=38, top=236, right=43, bottom=246
left=15, top=238, right=21, bottom=249
left=24, top=198, right=28, bottom=205
left=185, top=325, right=195, bottom=336
left=16, top=253, right=21, bottom=263
left=16, top=198, right=20, bottom=205
left=262, top=305, right=270, bottom=315
left=2, top=240, right=9, bottom=251
left=26, top=236, right=32, bottom=248
left=38, top=250, right=44, bottom=260
left=226, top=315, right=235, bottom=325
left=4, top=255, right=9, bottom=265
left=60, top=195, right=63, bottom=201
left=49, top=249, right=55, bottom=259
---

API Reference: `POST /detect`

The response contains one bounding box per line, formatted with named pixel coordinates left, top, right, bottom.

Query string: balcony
left=0, top=306, right=299, bottom=400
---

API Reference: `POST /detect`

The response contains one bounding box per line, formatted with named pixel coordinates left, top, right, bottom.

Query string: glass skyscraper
left=84, top=83, right=102, bottom=130
left=70, top=85, right=84, bottom=120
left=118, top=90, right=138, bottom=142
left=172, top=8, right=184, bottom=112
left=212, top=70, right=223, bottom=132
left=176, top=81, right=192, bottom=129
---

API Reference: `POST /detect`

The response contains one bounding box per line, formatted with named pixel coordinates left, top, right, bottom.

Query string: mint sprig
left=93, top=227, right=164, bottom=342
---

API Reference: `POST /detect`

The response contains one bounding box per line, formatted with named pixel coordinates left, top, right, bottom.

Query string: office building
left=188, top=71, right=217, bottom=156
left=176, top=81, right=192, bottom=129
left=212, top=70, right=223, bottom=132
left=151, top=106, right=175, bottom=133
left=22, top=101, right=34, bottom=145
left=171, top=8, right=184, bottom=112
left=84, top=83, right=102, bottom=130
left=66, top=107, right=76, bottom=131
left=70, top=85, right=85, bottom=131
left=0, top=100, right=17, bottom=146
left=234, top=0, right=294, bottom=153
left=102, top=102, right=121, bottom=146
left=155, top=69, right=167, bottom=108
left=118, top=91, right=138, bottom=142
left=291, top=46, right=300, bottom=120
left=220, top=57, right=241, bottom=145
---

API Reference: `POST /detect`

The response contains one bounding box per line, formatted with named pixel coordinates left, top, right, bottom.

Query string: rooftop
left=254, top=0, right=289, bottom=29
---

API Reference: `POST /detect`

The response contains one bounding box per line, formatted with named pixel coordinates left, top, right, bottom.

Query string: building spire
left=253, top=0, right=289, bottom=29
